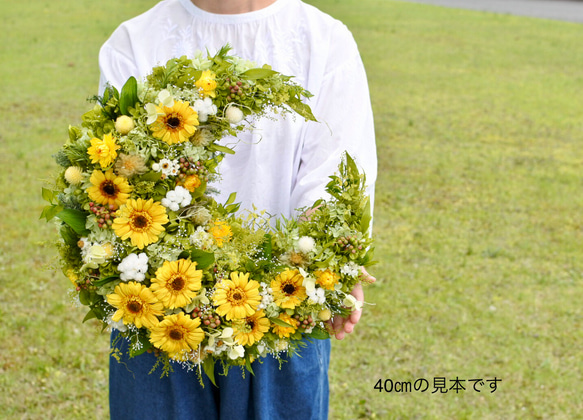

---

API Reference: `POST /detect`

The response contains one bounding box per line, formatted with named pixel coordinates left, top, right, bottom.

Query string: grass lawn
left=1, top=0, right=582, bottom=418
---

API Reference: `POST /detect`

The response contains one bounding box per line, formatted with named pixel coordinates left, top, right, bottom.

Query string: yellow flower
left=233, top=310, right=270, bottom=346
left=112, top=198, right=168, bottom=249
left=213, top=272, right=261, bottom=320
left=182, top=174, right=202, bottom=192
left=64, top=166, right=84, bottom=185
left=271, top=269, right=307, bottom=309
left=208, top=220, right=233, bottom=247
left=87, top=169, right=132, bottom=209
left=66, top=269, right=78, bottom=287
left=271, top=313, right=299, bottom=338
left=114, top=153, right=148, bottom=178
left=149, top=312, right=204, bottom=359
left=87, top=133, right=120, bottom=168
left=115, top=115, right=135, bottom=134
left=195, top=70, right=217, bottom=98
left=315, top=268, right=340, bottom=291
left=107, top=281, right=163, bottom=329
left=150, top=259, right=203, bottom=309
left=150, top=100, right=199, bottom=145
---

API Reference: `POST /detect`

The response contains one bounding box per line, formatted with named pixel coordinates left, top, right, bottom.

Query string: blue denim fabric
left=109, top=332, right=330, bottom=420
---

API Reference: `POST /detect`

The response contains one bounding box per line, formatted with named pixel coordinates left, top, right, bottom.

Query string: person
left=99, top=0, right=377, bottom=419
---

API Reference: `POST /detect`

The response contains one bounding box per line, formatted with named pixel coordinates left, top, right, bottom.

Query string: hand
left=329, top=268, right=375, bottom=340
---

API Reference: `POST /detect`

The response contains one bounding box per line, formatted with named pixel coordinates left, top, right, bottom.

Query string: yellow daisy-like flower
left=150, top=100, right=199, bottom=145
left=271, top=312, right=299, bottom=338
left=195, top=70, right=217, bottom=98
left=233, top=310, right=271, bottom=346
left=315, top=268, right=341, bottom=291
left=271, top=268, right=307, bottom=309
left=208, top=220, right=233, bottom=248
left=87, top=133, right=120, bottom=168
left=112, top=198, right=169, bottom=249
left=87, top=169, right=132, bottom=209
left=149, top=312, right=204, bottom=359
left=213, top=272, right=261, bottom=320
left=107, top=281, right=164, bottom=329
left=150, top=259, right=203, bottom=309
left=182, top=174, right=202, bottom=192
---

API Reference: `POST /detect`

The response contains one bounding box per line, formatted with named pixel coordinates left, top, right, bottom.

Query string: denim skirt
left=109, top=332, right=331, bottom=420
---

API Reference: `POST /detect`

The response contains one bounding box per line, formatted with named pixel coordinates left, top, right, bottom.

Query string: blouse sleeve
left=98, top=28, right=140, bottom=94
left=290, top=33, right=377, bottom=215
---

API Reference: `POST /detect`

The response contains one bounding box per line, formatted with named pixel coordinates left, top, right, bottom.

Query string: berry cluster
left=177, top=157, right=208, bottom=182
left=335, top=235, right=365, bottom=256
left=192, top=306, right=222, bottom=329
left=225, top=78, right=249, bottom=102
left=89, top=202, right=116, bottom=228
left=293, top=314, right=316, bottom=331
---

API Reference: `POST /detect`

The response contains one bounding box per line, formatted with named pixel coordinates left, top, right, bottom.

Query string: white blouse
left=99, top=0, right=377, bottom=219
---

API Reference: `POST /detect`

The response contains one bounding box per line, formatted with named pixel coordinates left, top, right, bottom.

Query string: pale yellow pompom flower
left=64, top=166, right=83, bottom=185
left=115, top=115, right=135, bottom=134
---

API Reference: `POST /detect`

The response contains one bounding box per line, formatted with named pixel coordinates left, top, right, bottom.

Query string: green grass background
left=1, top=0, right=582, bottom=418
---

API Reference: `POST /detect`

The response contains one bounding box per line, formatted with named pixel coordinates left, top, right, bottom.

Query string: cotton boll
left=297, top=236, right=316, bottom=253
left=226, top=106, right=244, bottom=124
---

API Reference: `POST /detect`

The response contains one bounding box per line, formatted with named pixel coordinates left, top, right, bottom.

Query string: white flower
left=343, top=294, right=363, bottom=311
left=225, top=106, right=244, bottom=124
left=153, top=158, right=179, bottom=176
left=192, top=97, right=217, bottom=122
left=258, top=283, right=274, bottom=310
left=307, top=286, right=326, bottom=305
left=118, top=252, right=149, bottom=282
left=228, top=344, right=245, bottom=360
left=106, top=314, right=128, bottom=332
left=189, top=226, right=214, bottom=249
left=297, top=236, right=316, bottom=254
left=340, top=262, right=361, bottom=277
left=157, top=89, right=174, bottom=107
left=82, top=244, right=108, bottom=269
left=161, top=186, right=192, bottom=211
left=274, top=339, right=288, bottom=352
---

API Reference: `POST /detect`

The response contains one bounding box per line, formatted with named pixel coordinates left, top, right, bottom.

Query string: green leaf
left=129, top=334, right=152, bottom=357
left=307, top=327, right=331, bottom=340
left=82, top=309, right=97, bottom=323
left=208, top=144, right=236, bottom=155
left=93, top=276, right=119, bottom=288
left=225, top=192, right=237, bottom=205
left=59, top=225, right=79, bottom=247
left=270, top=317, right=294, bottom=328
left=189, top=249, right=215, bottom=270
left=261, top=234, right=273, bottom=260
left=79, top=289, right=91, bottom=306
left=119, top=76, right=138, bottom=116
left=42, top=187, right=55, bottom=203
left=57, top=209, right=89, bottom=235
left=360, top=198, right=371, bottom=234
left=40, top=204, right=64, bottom=222
left=241, top=68, right=279, bottom=80
left=140, top=171, right=162, bottom=182
left=202, top=358, right=217, bottom=387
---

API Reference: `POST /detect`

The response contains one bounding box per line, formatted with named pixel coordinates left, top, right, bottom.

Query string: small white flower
left=228, top=345, right=245, bottom=360
left=307, top=287, right=326, bottom=305
left=340, top=262, right=361, bottom=277
left=118, top=252, right=149, bottom=282
left=106, top=314, right=128, bottom=332
left=192, top=97, right=217, bottom=122
left=162, top=186, right=192, bottom=211
left=154, top=158, right=179, bottom=177
left=343, top=294, right=363, bottom=311
left=189, top=226, right=214, bottom=249
left=225, top=106, right=244, bottom=124
left=82, top=244, right=108, bottom=269
left=157, top=89, right=174, bottom=107
left=297, top=236, right=316, bottom=254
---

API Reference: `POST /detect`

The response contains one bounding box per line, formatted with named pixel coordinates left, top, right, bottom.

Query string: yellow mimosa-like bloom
left=107, top=281, right=164, bottom=329
left=112, top=198, right=168, bottom=249
left=195, top=70, right=217, bottom=98
left=150, top=259, right=203, bottom=309
left=315, top=268, right=340, bottom=291
left=271, top=268, right=307, bottom=309
left=87, top=169, right=131, bottom=209
left=149, top=312, right=204, bottom=359
left=182, top=174, right=202, bottom=192
left=271, top=313, right=299, bottom=338
left=212, top=272, right=261, bottom=320
left=233, top=310, right=270, bottom=346
left=150, top=100, right=199, bottom=145
left=208, top=220, right=233, bottom=248
left=87, top=133, right=120, bottom=168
